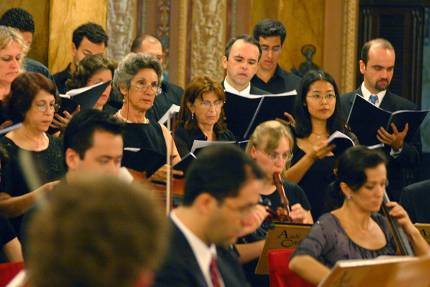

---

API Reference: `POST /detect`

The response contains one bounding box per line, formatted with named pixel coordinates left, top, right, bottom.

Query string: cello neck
left=381, top=192, right=414, bottom=256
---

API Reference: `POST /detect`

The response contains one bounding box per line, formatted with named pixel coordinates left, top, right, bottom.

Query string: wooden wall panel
left=0, top=1, right=50, bottom=65
left=48, top=0, right=107, bottom=73
left=250, top=0, right=325, bottom=73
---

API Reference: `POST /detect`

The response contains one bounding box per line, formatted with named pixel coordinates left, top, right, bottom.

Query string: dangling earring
left=191, top=113, right=194, bottom=119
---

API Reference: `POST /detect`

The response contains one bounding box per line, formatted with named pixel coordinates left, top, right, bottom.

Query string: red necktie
left=209, top=256, right=222, bottom=287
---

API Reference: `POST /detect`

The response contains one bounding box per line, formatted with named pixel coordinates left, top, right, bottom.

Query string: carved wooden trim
left=341, top=0, right=358, bottom=93
left=106, top=0, right=136, bottom=61
left=176, top=0, right=189, bottom=87
left=190, top=0, right=226, bottom=82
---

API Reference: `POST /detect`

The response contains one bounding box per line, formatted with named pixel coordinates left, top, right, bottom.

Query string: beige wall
left=0, top=0, right=50, bottom=65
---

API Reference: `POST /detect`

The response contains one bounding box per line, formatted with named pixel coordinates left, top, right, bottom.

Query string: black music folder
left=224, top=90, right=297, bottom=140
left=347, top=95, right=429, bottom=146
left=58, top=80, right=111, bottom=114
left=122, top=147, right=166, bottom=177
left=327, top=130, right=355, bottom=155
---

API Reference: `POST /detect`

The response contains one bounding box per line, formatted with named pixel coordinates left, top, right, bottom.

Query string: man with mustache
left=341, top=38, right=421, bottom=201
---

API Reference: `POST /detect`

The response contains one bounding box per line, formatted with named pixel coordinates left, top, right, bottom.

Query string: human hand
left=377, top=123, right=408, bottom=151
left=0, top=120, right=13, bottom=130
left=283, top=112, right=296, bottom=127
left=308, top=141, right=335, bottom=160
left=239, top=204, right=269, bottom=237
left=385, top=201, right=415, bottom=235
left=289, top=203, right=311, bottom=224
left=50, top=110, right=73, bottom=130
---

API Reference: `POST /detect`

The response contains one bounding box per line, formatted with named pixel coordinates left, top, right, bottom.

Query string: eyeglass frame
left=130, top=80, right=162, bottom=94
left=33, top=101, right=60, bottom=113
left=260, top=45, right=282, bottom=54
left=196, top=99, right=225, bottom=109
left=306, top=93, right=337, bottom=102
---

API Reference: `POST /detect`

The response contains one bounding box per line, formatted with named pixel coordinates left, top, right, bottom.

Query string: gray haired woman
left=114, top=52, right=180, bottom=169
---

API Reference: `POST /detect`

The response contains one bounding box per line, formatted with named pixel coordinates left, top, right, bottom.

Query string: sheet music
left=190, top=140, right=236, bottom=154
left=158, top=104, right=180, bottom=125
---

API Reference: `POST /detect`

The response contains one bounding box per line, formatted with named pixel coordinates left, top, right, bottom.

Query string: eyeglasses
left=261, top=46, right=282, bottom=53
left=131, top=81, right=161, bottom=94
left=34, top=102, right=59, bottom=112
left=264, top=150, right=293, bottom=162
left=198, top=99, right=224, bottom=109
left=223, top=200, right=257, bottom=217
left=307, top=94, right=336, bottom=101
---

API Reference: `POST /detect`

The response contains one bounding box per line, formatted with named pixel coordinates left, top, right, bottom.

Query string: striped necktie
left=369, top=94, right=378, bottom=105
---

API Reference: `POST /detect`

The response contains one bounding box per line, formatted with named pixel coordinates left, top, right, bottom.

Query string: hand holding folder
left=347, top=95, right=429, bottom=146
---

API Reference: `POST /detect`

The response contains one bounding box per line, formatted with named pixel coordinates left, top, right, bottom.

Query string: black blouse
left=0, top=134, right=65, bottom=234
left=174, top=124, right=236, bottom=157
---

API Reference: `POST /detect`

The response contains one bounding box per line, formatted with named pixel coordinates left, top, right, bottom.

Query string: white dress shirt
left=360, top=82, right=387, bottom=107
left=170, top=211, right=224, bottom=287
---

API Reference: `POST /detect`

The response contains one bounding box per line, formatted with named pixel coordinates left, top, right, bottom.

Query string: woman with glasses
left=0, top=72, right=65, bottom=235
left=0, top=26, right=28, bottom=129
left=236, top=120, right=313, bottom=286
left=174, top=76, right=235, bottom=157
left=113, top=53, right=180, bottom=171
left=286, top=69, right=355, bottom=220
left=289, top=146, right=429, bottom=285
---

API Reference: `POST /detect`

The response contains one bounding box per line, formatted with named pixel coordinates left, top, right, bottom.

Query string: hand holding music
left=377, top=122, right=408, bottom=151
left=50, top=106, right=80, bottom=131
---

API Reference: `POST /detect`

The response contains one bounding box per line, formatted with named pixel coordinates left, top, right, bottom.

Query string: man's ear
left=65, top=148, right=80, bottom=171
left=194, top=193, right=216, bottom=215
left=71, top=43, right=77, bottom=58
left=359, top=60, right=366, bottom=75
left=221, top=55, right=228, bottom=70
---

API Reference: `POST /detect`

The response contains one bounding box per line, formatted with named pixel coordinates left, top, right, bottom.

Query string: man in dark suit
left=130, top=34, right=184, bottom=122
left=341, top=38, right=421, bottom=201
left=222, top=35, right=267, bottom=95
left=400, top=179, right=430, bottom=223
left=251, top=19, right=301, bottom=94
left=154, top=145, right=266, bottom=287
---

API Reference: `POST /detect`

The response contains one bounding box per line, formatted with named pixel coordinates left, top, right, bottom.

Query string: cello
left=381, top=192, right=414, bottom=256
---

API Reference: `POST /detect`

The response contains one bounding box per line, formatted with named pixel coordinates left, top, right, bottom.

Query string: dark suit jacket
left=154, top=221, right=249, bottom=287
left=341, top=89, right=421, bottom=200
left=400, top=179, right=430, bottom=223
left=147, top=81, right=184, bottom=121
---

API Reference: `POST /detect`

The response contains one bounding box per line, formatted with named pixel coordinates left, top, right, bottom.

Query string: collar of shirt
left=170, top=211, right=218, bottom=287
left=223, top=78, right=251, bottom=96
left=360, top=82, right=387, bottom=107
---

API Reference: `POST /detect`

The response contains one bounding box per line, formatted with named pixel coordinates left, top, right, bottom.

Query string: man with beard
left=341, top=38, right=421, bottom=201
